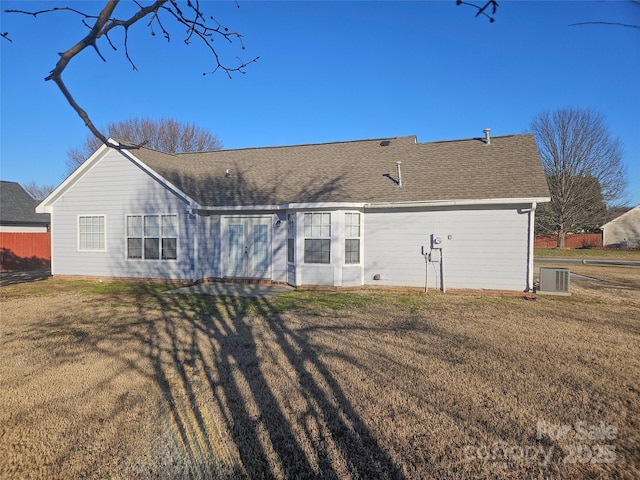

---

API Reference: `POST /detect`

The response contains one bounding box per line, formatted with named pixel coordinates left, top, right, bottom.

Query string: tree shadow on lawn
left=129, top=287, right=406, bottom=479
left=0, top=268, right=50, bottom=287
left=6, top=280, right=637, bottom=478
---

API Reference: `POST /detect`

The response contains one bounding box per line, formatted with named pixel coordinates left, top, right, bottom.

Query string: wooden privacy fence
left=0, top=232, right=51, bottom=270
left=535, top=233, right=602, bottom=249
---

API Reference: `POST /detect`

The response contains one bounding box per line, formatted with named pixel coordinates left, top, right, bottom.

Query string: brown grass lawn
left=1, top=268, right=639, bottom=479
left=535, top=247, right=640, bottom=261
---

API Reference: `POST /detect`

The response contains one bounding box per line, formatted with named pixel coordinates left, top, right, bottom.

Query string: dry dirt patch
left=1, top=270, right=639, bottom=479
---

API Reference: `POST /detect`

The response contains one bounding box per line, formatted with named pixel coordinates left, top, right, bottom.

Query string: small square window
left=304, top=239, right=330, bottom=264
left=78, top=215, right=105, bottom=251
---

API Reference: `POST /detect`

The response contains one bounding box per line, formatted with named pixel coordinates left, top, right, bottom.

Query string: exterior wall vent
left=537, top=267, right=570, bottom=296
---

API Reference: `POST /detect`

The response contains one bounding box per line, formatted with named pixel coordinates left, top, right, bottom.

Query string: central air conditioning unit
left=537, top=267, right=570, bottom=296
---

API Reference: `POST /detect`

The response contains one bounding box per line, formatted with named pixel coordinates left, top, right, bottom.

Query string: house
left=36, top=132, right=550, bottom=291
left=1, top=181, right=51, bottom=270
left=601, top=205, right=640, bottom=248
left=0, top=181, right=50, bottom=232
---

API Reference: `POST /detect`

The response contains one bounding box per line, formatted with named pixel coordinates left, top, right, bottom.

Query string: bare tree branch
left=43, top=0, right=123, bottom=148
left=5, top=1, right=258, bottom=150
left=456, top=0, right=499, bottom=23
left=569, top=21, right=640, bottom=30
left=5, top=6, right=101, bottom=19
left=22, top=181, right=56, bottom=201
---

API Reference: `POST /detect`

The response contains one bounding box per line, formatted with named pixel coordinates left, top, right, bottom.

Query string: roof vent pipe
left=483, top=128, right=491, bottom=145
left=396, top=161, right=403, bottom=187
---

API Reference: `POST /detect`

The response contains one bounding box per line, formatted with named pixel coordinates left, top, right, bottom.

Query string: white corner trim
left=527, top=202, right=537, bottom=292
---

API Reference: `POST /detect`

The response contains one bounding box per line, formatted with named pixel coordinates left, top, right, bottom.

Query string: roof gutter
left=191, top=199, right=550, bottom=213
left=364, top=197, right=550, bottom=209
left=193, top=205, right=283, bottom=213
left=284, top=202, right=367, bottom=209
left=193, top=202, right=368, bottom=212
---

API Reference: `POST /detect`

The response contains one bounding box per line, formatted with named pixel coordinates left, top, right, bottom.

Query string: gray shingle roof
left=0, top=181, right=50, bottom=225
left=131, top=134, right=550, bottom=207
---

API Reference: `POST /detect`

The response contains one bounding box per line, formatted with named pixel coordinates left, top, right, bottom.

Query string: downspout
left=192, top=208, right=199, bottom=283
left=528, top=202, right=537, bottom=292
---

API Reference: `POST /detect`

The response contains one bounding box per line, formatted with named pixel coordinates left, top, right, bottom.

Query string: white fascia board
left=194, top=205, right=282, bottom=212
left=192, top=199, right=549, bottom=212
left=194, top=202, right=367, bottom=212
left=364, top=197, right=551, bottom=209
left=36, top=143, right=112, bottom=213
left=283, top=202, right=367, bottom=210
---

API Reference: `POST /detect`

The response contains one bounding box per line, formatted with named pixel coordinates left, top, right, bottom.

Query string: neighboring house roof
left=601, top=205, right=640, bottom=229
left=0, top=181, right=50, bottom=225
left=131, top=134, right=550, bottom=207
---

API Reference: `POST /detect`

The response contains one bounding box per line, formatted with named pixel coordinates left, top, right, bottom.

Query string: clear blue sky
left=1, top=1, right=639, bottom=205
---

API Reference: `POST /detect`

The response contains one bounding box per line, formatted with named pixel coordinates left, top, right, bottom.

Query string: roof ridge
left=177, top=135, right=418, bottom=156
left=424, top=133, right=530, bottom=145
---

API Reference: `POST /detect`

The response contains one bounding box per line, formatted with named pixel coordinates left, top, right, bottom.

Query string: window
left=304, top=212, right=331, bottom=264
left=78, top=216, right=105, bottom=251
left=127, top=214, right=177, bottom=260
left=345, top=213, right=360, bottom=264
left=287, top=214, right=295, bottom=263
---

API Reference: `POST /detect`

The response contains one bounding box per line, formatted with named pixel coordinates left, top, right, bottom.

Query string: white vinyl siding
left=363, top=206, right=530, bottom=291
left=78, top=215, right=105, bottom=251
left=49, top=149, right=192, bottom=279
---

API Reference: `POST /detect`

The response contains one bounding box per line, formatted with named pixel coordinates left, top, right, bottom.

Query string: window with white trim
left=126, top=214, right=178, bottom=260
left=304, top=212, right=331, bottom=264
left=344, top=213, right=360, bottom=264
left=78, top=215, right=105, bottom=251
left=287, top=213, right=295, bottom=263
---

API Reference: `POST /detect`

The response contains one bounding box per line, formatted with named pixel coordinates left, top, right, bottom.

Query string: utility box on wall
left=537, top=267, right=570, bottom=296
left=431, top=234, right=446, bottom=249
